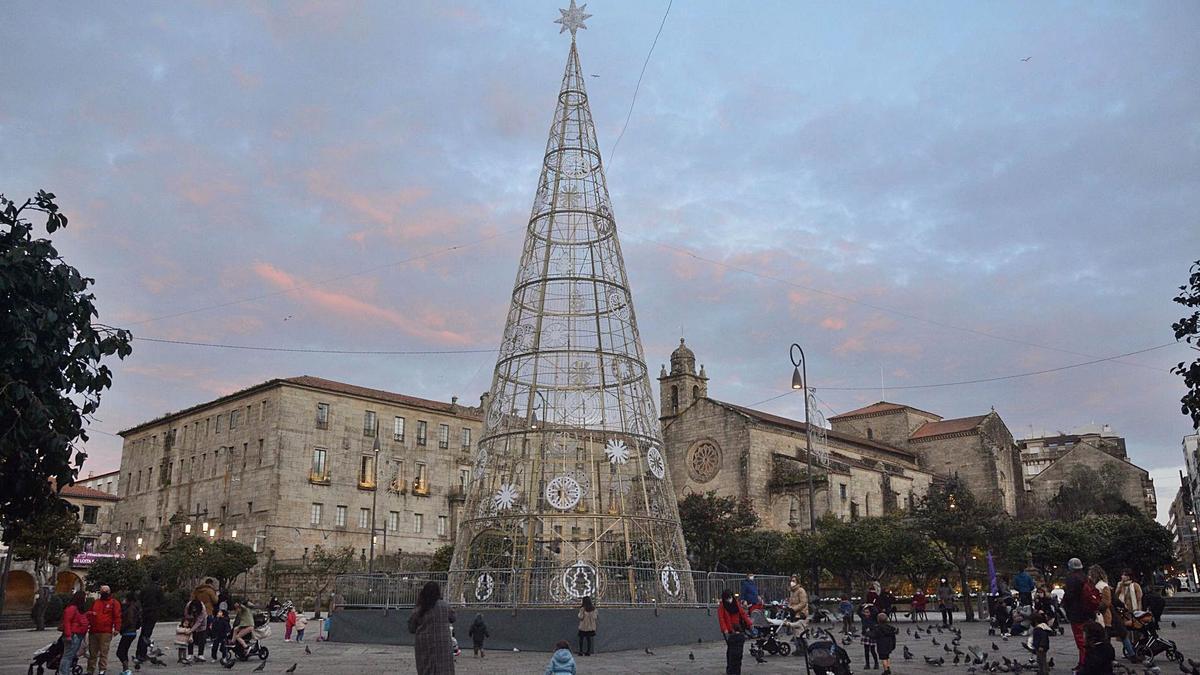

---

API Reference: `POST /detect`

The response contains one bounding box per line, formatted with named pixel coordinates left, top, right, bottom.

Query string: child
left=545, top=640, right=577, bottom=675
left=840, top=596, right=855, bottom=634
left=175, top=618, right=193, bottom=664
left=468, top=613, right=489, bottom=658
left=209, top=609, right=231, bottom=662
left=1031, top=612, right=1053, bottom=675
left=294, top=612, right=309, bottom=642
left=284, top=606, right=297, bottom=642
left=875, top=613, right=899, bottom=675
left=859, top=602, right=880, bottom=670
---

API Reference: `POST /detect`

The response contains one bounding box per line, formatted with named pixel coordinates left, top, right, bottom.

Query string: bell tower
left=658, top=338, right=708, bottom=419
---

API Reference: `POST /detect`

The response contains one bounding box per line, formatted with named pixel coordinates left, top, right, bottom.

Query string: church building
left=658, top=339, right=938, bottom=531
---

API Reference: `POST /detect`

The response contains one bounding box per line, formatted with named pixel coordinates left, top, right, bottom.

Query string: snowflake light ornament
left=646, top=445, right=666, bottom=479
left=494, top=483, right=519, bottom=511
left=605, top=439, right=630, bottom=465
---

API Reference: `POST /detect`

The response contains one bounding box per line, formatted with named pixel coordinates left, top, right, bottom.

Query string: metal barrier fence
left=335, top=569, right=796, bottom=608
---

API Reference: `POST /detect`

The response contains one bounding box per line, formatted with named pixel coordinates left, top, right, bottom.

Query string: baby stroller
left=28, top=637, right=84, bottom=675
left=1126, top=610, right=1184, bottom=665
left=748, top=614, right=793, bottom=657
left=801, top=628, right=853, bottom=675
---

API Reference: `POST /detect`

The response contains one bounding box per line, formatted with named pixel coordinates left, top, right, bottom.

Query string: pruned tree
left=911, top=477, right=1007, bottom=621
left=1172, top=259, right=1200, bottom=429
left=8, top=504, right=82, bottom=629
left=0, top=191, right=132, bottom=538
left=677, top=492, right=759, bottom=571
left=303, top=545, right=354, bottom=618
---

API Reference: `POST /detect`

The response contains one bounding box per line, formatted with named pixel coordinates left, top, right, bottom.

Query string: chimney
left=451, top=395, right=459, bottom=413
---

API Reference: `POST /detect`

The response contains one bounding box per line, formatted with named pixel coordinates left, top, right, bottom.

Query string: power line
left=744, top=342, right=1175, bottom=408
left=653, top=241, right=1164, bottom=372
left=607, top=0, right=672, bottom=168
left=126, top=226, right=523, bottom=326
left=134, top=336, right=496, bottom=356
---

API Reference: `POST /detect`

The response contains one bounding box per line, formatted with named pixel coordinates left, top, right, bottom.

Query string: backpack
left=1082, top=578, right=1101, bottom=614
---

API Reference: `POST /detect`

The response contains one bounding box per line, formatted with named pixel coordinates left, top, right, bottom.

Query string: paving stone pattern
left=1, top=614, right=1195, bottom=675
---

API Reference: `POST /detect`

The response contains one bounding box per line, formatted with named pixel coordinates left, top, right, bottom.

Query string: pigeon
left=1048, top=658, right=1055, bottom=669
left=1171, top=621, right=1177, bottom=629
left=953, top=638, right=962, bottom=646
left=645, top=648, right=655, bottom=656
left=968, top=667, right=978, bottom=674
left=304, top=646, right=311, bottom=656
left=925, top=656, right=944, bottom=666
left=285, top=665, right=297, bottom=674
left=989, top=628, right=997, bottom=636
left=253, top=663, right=266, bottom=672
left=907, top=628, right=912, bottom=636
left=993, top=643, right=1000, bottom=651
left=1021, top=57, right=1032, bottom=61
left=698, top=638, right=703, bottom=644
left=903, top=646, right=914, bottom=660
left=933, top=638, right=941, bottom=645
left=689, top=652, right=695, bottom=661
left=945, top=645, right=952, bottom=653
left=955, top=655, right=962, bottom=665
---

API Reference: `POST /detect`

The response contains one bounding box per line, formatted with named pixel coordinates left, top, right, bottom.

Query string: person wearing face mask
left=788, top=575, right=810, bottom=620
left=87, top=585, right=122, bottom=675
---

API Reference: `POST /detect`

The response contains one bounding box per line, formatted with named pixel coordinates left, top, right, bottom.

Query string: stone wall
left=1026, top=443, right=1156, bottom=517
left=661, top=399, right=751, bottom=502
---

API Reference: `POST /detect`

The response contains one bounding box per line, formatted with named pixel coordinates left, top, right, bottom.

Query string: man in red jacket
left=87, top=585, right=122, bottom=675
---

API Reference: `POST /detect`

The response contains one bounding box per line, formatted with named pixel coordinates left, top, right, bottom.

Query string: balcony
left=309, top=469, right=330, bottom=485
left=448, top=485, right=467, bottom=501
left=412, top=479, right=430, bottom=497
left=357, top=478, right=377, bottom=491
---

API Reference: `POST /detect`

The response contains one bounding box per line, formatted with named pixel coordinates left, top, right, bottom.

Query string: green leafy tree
left=895, top=531, right=950, bottom=593
left=8, top=504, right=82, bottom=630
left=722, top=530, right=790, bottom=574
left=302, top=545, right=354, bottom=618
left=677, top=492, right=759, bottom=571
left=0, top=191, right=132, bottom=538
left=1080, top=514, right=1174, bottom=579
left=1001, top=519, right=1096, bottom=583
left=429, top=544, right=454, bottom=573
left=814, top=515, right=923, bottom=593
left=1172, top=259, right=1200, bottom=429
left=86, top=557, right=148, bottom=594
left=911, top=477, right=1007, bottom=621
left=150, top=535, right=207, bottom=591
left=204, top=539, right=258, bottom=588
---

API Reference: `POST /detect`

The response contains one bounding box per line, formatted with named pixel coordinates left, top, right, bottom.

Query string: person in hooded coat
left=407, top=581, right=455, bottom=675
left=467, top=613, right=488, bottom=658
left=545, top=640, right=576, bottom=675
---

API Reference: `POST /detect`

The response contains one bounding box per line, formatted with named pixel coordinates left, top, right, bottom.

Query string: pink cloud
left=251, top=261, right=476, bottom=345
left=820, top=316, right=846, bottom=330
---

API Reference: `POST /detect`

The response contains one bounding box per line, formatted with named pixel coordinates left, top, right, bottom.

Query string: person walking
left=60, top=590, right=90, bottom=675
left=1014, top=569, right=1036, bottom=606
left=86, top=584, right=121, bottom=675
left=859, top=601, right=880, bottom=670
left=407, top=581, right=455, bottom=675
left=545, top=640, right=577, bottom=675
left=740, top=574, right=762, bottom=613
left=937, top=578, right=956, bottom=627
left=718, top=589, right=752, bottom=675
left=788, top=575, right=809, bottom=620
left=1062, top=558, right=1098, bottom=669
left=875, top=613, right=898, bottom=675
left=136, top=573, right=165, bottom=665
left=467, top=613, right=488, bottom=658
left=115, top=591, right=140, bottom=675
left=577, top=596, right=597, bottom=656
left=1087, top=565, right=1113, bottom=628
left=184, top=597, right=208, bottom=662
left=839, top=595, right=855, bottom=634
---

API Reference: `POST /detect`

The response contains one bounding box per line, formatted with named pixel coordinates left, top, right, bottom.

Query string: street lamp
left=790, top=344, right=816, bottom=533
left=368, top=434, right=381, bottom=574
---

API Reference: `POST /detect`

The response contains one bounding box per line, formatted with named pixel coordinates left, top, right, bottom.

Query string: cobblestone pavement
left=2, top=615, right=1195, bottom=675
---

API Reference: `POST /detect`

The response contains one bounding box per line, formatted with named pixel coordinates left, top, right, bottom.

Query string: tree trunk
left=0, top=547, right=12, bottom=616
left=958, top=565, right=974, bottom=622
left=33, top=563, right=51, bottom=631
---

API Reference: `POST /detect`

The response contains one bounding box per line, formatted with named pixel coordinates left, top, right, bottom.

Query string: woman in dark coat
left=408, top=581, right=456, bottom=675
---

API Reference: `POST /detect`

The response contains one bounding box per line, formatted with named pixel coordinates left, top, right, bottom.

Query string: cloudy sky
left=2, top=1, right=1197, bottom=521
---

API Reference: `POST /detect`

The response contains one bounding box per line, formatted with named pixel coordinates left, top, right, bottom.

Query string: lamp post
left=368, top=433, right=381, bottom=574
left=790, top=344, right=816, bottom=533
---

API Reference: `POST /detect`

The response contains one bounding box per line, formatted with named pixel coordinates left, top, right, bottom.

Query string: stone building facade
left=1017, top=426, right=1156, bottom=517
left=658, top=341, right=937, bottom=530
left=1166, top=472, right=1198, bottom=587
left=829, top=402, right=1023, bottom=515
left=112, top=376, right=484, bottom=567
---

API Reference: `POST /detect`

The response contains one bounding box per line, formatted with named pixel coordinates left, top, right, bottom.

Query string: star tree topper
left=555, top=0, right=592, bottom=38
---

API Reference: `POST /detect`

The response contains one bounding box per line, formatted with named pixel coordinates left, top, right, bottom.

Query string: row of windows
left=317, top=403, right=472, bottom=450
left=308, top=503, right=447, bottom=535
left=126, top=439, right=266, bottom=495
left=311, top=449, right=467, bottom=495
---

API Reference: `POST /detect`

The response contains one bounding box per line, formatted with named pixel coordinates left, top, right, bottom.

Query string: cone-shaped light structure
left=448, top=15, right=695, bottom=606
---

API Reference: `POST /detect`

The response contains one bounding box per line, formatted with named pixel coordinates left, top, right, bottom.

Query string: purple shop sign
left=71, top=552, right=125, bottom=567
